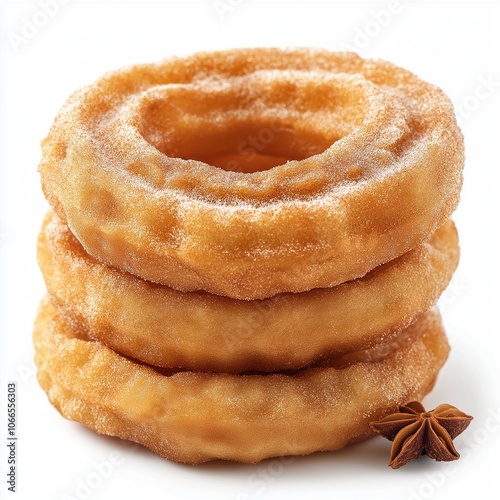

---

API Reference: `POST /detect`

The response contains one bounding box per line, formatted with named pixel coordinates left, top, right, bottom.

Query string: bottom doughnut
left=34, top=299, right=449, bottom=464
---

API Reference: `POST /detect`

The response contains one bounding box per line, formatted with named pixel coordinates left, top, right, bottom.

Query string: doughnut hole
left=159, top=122, right=333, bottom=173
left=135, top=74, right=370, bottom=173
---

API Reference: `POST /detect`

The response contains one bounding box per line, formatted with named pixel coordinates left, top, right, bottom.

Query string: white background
left=1, top=1, right=499, bottom=499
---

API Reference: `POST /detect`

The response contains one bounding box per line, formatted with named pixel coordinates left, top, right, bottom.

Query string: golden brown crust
left=39, top=48, right=464, bottom=299
left=34, top=299, right=449, bottom=464
left=38, top=212, right=458, bottom=372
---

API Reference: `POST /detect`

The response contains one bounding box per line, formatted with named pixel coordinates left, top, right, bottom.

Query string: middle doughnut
left=38, top=212, right=458, bottom=373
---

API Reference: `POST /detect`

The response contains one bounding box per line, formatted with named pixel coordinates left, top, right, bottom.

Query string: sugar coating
left=33, top=298, right=449, bottom=464
left=38, top=211, right=459, bottom=373
left=38, top=48, right=465, bottom=299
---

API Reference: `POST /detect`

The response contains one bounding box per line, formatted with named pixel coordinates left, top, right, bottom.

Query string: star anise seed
left=370, top=401, right=473, bottom=469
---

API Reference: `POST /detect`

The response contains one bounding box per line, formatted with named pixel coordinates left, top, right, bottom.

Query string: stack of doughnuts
left=35, top=48, right=464, bottom=464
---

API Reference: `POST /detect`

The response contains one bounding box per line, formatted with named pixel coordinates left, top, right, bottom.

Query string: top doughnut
left=39, top=48, right=464, bottom=299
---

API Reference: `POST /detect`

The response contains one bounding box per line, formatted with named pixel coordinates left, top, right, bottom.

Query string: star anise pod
left=370, top=401, right=473, bottom=469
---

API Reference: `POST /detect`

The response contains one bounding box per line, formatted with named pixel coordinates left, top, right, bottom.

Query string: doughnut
left=38, top=48, right=464, bottom=299
left=34, top=298, right=449, bottom=464
left=38, top=211, right=459, bottom=372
